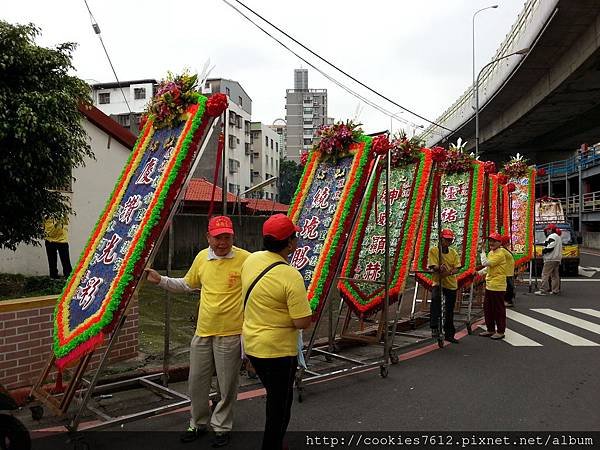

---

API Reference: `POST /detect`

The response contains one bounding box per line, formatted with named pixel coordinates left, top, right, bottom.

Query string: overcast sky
left=5, top=0, right=526, bottom=135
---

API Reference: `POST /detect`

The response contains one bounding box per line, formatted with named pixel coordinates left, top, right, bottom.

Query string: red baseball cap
left=501, top=235, right=511, bottom=245
left=440, top=229, right=455, bottom=239
left=263, top=214, right=301, bottom=240
left=208, top=216, right=234, bottom=237
left=544, top=223, right=556, bottom=232
left=488, top=232, right=503, bottom=242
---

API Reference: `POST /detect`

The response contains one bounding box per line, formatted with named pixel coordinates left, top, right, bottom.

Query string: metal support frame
left=30, top=117, right=221, bottom=431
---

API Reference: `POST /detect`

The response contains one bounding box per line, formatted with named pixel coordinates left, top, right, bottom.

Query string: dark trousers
left=44, top=241, right=72, bottom=279
left=247, top=355, right=297, bottom=450
left=484, top=289, right=506, bottom=333
left=505, top=276, right=515, bottom=304
left=430, top=286, right=457, bottom=338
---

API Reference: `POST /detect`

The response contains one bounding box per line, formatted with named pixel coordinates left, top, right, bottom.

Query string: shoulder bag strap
left=244, top=261, right=287, bottom=307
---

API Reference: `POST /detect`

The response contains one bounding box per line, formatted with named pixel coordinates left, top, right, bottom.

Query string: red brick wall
left=0, top=296, right=138, bottom=390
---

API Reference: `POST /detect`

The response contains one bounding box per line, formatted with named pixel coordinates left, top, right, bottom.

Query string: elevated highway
left=422, top=0, right=600, bottom=163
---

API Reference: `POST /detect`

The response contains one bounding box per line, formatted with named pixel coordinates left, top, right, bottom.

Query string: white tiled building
left=250, top=122, right=280, bottom=201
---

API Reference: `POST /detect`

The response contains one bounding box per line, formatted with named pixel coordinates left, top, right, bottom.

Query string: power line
left=226, top=0, right=454, bottom=133
left=82, top=0, right=131, bottom=114
left=221, top=0, right=417, bottom=131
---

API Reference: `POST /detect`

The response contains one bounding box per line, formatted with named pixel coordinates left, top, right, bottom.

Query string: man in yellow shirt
left=145, top=216, right=250, bottom=447
left=242, top=214, right=312, bottom=450
left=478, top=232, right=508, bottom=340
left=44, top=217, right=72, bottom=279
left=501, top=235, right=516, bottom=307
left=427, top=228, right=461, bottom=344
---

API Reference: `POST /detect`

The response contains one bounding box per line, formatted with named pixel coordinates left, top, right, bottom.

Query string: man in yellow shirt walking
left=242, top=214, right=312, bottom=450
left=478, top=233, right=508, bottom=340
left=145, top=216, right=250, bottom=447
left=427, top=229, right=461, bottom=344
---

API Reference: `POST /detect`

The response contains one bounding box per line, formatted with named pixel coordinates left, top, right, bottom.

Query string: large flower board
left=488, top=174, right=500, bottom=235
left=503, top=168, right=536, bottom=267
left=412, top=160, right=485, bottom=288
left=288, top=136, right=373, bottom=314
left=53, top=95, right=220, bottom=368
left=338, top=149, right=433, bottom=317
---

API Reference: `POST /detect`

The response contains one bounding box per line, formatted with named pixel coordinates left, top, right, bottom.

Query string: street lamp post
left=475, top=48, right=529, bottom=158
left=473, top=5, right=499, bottom=108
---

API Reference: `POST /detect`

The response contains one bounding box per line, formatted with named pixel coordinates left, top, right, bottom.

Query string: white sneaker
left=534, top=290, right=547, bottom=296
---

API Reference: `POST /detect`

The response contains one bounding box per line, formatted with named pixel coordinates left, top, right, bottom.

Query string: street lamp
left=473, top=5, right=498, bottom=108
left=475, top=47, right=529, bottom=158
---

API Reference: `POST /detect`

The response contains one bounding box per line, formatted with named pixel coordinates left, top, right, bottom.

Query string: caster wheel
left=30, top=405, right=44, bottom=421
left=380, top=366, right=388, bottom=378
left=389, top=350, right=399, bottom=365
left=437, top=338, right=444, bottom=348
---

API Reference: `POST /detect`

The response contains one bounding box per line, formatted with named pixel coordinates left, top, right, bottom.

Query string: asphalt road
left=32, top=252, right=600, bottom=449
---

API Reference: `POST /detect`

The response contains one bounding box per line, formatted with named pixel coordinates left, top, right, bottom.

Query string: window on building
left=276, top=142, right=279, bottom=152
left=303, top=108, right=312, bottom=114
left=236, top=138, right=240, bottom=144
left=303, top=118, right=312, bottom=125
left=270, top=138, right=273, bottom=150
left=265, top=136, right=269, bottom=146
left=238, top=96, right=243, bottom=106
left=134, top=88, right=146, bottom=100
left=303, top=138, right=312, bottom=145
left=226, top=87, right=231, bottom=96
left=99, top=92, right=110, bottom=104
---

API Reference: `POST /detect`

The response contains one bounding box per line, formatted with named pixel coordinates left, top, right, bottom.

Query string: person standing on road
left=478, top=233, right=508, bottom=340
left=535, top=224, right=563, bottom=296
left=427, top=228, right=461, bottom=344
left=241, top=214, right=312, bottom=450
left=501, top=235, right=516, bottom=307
left=145, top=216, right=250, bottom=447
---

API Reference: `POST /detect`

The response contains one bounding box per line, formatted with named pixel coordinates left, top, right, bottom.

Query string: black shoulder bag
left=244, top=261, right=287, bottom=307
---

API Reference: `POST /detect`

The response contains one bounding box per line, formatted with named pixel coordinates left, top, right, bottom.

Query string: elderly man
left=427, top=228, right=461, bottom=344
left=242, top=214, right=312, bottom=450
left=535, top=224, right=563, bottom=296
left=145, top=216, right=250, bottom=447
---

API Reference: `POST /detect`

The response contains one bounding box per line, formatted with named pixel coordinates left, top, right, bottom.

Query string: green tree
left=278, top=157, right=303, bottom=204
left=0, top=21, right=92, bottom=250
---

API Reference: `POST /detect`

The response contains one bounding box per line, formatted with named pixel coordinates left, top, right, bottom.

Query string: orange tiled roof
left=184, top=178, right=242, bottom=203
left=245, top=198, right=289, bottom=213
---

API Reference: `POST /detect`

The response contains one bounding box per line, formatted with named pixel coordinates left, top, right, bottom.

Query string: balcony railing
left=536, top=146, right=600, bottom=178
left=556, top=191, right=600, bottom=215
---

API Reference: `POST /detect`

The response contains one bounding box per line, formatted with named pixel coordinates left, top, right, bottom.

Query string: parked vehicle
left=534, top=197, right=581, bottom=276
left=0, top=384, right=31, bottom=450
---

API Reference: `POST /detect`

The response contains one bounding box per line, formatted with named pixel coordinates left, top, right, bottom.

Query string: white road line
left=571, top=308, right=600, bottom=319
left=532, top=309, right=600, bottom=335
left=506, top=310, right=599, bottom=346
left=521, top=278, right=600, bottom=282
left=478, top=325, right=542, bottom=346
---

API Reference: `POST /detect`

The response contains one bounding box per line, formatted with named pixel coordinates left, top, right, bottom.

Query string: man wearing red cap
left=535, top=224, right=562, bottom=296
left=145, top=216, right=250, bottom=447
left=478, top=233, right=508, bottom=339
left=241, top=213, right=312, bottom=450
left=427, top=228, right=461, bottom=343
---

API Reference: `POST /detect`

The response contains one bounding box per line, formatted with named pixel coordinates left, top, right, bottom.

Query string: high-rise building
left=195, top=78, right=253, bottom=195
left=250, top=122, right=280, bottom=201
left=285, top=69, right=327, bottom=163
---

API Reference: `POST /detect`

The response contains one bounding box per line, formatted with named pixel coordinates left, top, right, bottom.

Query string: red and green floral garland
left=53, top=91, right=227, bottom=368
left=488, top=174, right=500, bottom=235
left=412, top=159, right=485, bottom=288
left=338, top=148, right=433, bottom=316
left=288, top=135, right=373, bottom=313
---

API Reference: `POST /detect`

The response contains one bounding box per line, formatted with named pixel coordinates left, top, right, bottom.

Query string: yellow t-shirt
left=184, top=246, right=250, bottom=337
left=242, top=251, right=312, bottom=358
left=44, top=219, right=68, bottom=243
left=427, top=246, right=461, bottom=290
left=501, top=247, right=515, bottom=277
left=485, top=248, right=507, bottom=291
